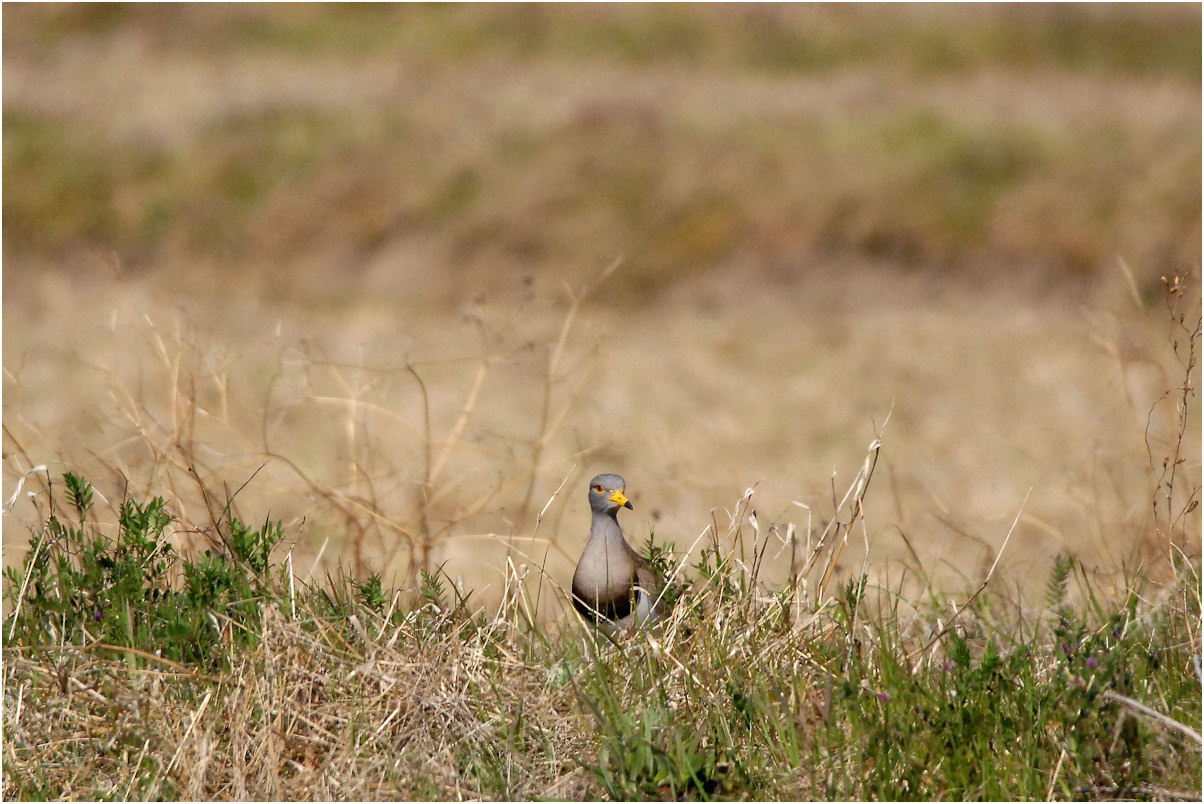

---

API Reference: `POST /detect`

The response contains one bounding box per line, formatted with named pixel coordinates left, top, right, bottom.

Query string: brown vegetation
left=4, top=2, right=1199, bottom=629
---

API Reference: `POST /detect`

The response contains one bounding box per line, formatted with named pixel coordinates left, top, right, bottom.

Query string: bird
left=571, top=473, right=664, bottom=631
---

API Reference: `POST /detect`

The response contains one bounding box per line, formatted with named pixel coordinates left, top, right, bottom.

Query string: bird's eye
left=593, top=484, right=605, bottom=493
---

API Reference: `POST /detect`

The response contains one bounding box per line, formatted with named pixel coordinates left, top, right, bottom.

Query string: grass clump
left=4, top=471, right=284, bottom=673
left=825, top=570, right=1201, bottom=800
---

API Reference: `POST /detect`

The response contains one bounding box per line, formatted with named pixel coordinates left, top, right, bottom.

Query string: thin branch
left=1101, top=689, right=1202, bottom=744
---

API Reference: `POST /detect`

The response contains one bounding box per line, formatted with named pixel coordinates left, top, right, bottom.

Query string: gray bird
left=571, top=473, right=663, bottom=631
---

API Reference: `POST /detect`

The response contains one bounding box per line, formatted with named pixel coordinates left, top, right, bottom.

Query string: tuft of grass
left=3, top=472, right=284, bottom=674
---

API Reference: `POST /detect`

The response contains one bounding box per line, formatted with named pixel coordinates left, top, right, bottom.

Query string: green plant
left=821, top=557, right=1201, bottom=801
left=4, top=472, right=285, bottom=672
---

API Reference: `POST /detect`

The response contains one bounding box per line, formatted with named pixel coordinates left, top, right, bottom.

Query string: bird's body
left=571, top=473, right=663, bottom=632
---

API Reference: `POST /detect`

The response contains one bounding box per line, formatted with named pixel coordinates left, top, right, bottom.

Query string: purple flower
left=1085, top=656, right=1098, bottom=670
left=878, top=691, right=891, bottom=702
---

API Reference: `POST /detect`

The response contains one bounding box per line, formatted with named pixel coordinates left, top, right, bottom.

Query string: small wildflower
left=878, top=691, right=891, bottom=702
left=1085, top=656, right=1098, bottom=670
left=943, top=660, right=954, bottom=672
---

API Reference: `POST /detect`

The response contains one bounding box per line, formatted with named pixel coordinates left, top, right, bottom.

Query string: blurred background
left=3, top=4, right=1200, bottom=617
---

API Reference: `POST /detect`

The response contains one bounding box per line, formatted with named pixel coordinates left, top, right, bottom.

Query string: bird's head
left=588, top=473, right=633, bottom=515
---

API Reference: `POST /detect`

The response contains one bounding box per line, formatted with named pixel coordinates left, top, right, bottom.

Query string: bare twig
left=1101, top=689, right=1202, bottom=744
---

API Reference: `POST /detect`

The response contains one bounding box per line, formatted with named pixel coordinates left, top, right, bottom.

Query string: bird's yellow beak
left=609, top=489, right=633, bottom=510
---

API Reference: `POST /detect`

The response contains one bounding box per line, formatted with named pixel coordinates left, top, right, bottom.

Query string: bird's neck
left=589, top=511, right=624, bottom=545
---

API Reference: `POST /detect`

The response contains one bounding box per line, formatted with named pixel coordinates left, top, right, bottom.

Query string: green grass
left=4, top=469, right=1199, bottom=800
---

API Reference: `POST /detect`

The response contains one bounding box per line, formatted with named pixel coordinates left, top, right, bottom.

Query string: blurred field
left=3, top=4, right=1200, bottom=617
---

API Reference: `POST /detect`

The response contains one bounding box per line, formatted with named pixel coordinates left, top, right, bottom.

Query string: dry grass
left=0, top=443, right=883, bottom=799
left=3, top=600, right=587, bottom=800
left=2, top=7, right=1201, bottom=799
left=2, top=2, right=1200, bottom=619
left=4, top=260, right=1196, bottom=617
left=4, top=456, right=1198, bottom=799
